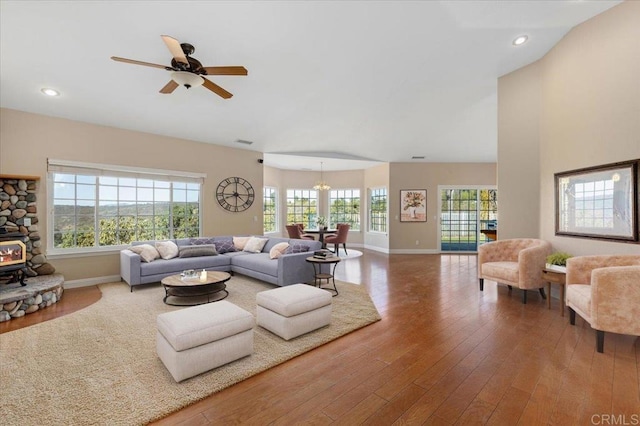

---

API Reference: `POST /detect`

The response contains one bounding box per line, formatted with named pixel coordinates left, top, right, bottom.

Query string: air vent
left=235, top=139, right=254, bottom=145
left=411, top=156, right=425, bottom=160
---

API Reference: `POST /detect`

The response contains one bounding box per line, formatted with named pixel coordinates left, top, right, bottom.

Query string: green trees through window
left=52, top=173, right=200, bottom=250
left=329, top=189, right=360, bottom=230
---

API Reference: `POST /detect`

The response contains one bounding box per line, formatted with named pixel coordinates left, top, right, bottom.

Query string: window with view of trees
left=329, top=189, right=360, bottom=230
left=263, top=187, right=277, bottom=233
left=369, top=188, right=387, bottom=232
left=48, top=161, right=202, bottom=252
left=286, top=189, right=318, bottom=229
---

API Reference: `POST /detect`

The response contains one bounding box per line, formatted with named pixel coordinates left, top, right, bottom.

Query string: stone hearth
left=0, top=274, right=64, bottom=321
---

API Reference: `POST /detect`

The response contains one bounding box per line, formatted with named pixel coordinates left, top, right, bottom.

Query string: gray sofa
left=120, top=236, right=322, bottom=291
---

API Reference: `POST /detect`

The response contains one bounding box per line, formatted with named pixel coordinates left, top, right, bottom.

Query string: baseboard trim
left=64, top=275, right=121, bottom=289
left=388, top=248, right=440, bottom=254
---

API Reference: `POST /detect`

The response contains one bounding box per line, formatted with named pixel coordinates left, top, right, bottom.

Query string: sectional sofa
left=120, top=236, right=322, bottom=291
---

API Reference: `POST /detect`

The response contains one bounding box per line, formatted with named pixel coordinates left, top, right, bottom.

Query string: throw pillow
left=214, top=238, right=236, bottom=254
left=189, top=237, right=216, bottom=246
left=243, top=237, right=269, bottom=253
left=286, top=244, right=311, bottom=254
left=233, top=236, right=251, bottom=251
left=155, top=240, right=179, bottom=260
left=128, top=244, right=160, bottom=263
left=269, top=242, right=290, bottom=259
left=178, top=245, right=218, bottom=258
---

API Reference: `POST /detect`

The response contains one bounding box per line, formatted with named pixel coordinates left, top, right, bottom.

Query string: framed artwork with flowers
left=400, top=189, right=427, bottom=222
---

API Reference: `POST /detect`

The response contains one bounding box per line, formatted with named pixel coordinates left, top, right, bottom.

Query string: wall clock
left=216, top=177, right=255, bottom=212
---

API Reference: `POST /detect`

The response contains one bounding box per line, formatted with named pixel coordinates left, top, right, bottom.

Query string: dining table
left=303, top=228, right=337, bottom=249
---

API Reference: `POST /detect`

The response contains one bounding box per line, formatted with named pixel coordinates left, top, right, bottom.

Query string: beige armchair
left=566, top=255, right=640, bottom=353
left=478, top=238, right=552, bottom=304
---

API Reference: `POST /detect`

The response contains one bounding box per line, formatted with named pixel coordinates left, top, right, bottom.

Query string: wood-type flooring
left=3, top=251, right=639, bottom=425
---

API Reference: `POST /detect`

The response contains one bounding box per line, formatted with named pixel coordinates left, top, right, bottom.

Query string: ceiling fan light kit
left=111, top=35, right=247, bottom=99
left=171, top=71, right=204, bottom=89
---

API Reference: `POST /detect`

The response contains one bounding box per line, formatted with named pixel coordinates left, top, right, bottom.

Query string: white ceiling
left=0, top=1, right=621, bottom=171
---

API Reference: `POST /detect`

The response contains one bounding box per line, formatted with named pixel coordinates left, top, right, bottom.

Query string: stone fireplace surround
left=1, top=175, right=61, bottom=321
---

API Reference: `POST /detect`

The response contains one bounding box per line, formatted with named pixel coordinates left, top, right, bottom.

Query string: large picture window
left=263, top=187, right=278, bottom=233
left=286, top=189, right=318, bottom=229
left=369, top=188, right=387, bottom=233
left=555, top=160, right=639, bottom=243
left=48, top=160, right=203, bottom=253
left=329, top=189, right=360, bottom=230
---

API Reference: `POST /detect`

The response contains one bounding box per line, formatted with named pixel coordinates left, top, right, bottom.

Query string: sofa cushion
left=244, top=237, right=269, bottom=253
left=232, top=253, right=278, bottom=277
left=263, top=237, right=290, bottom=252
left=233, top=236, right=251, bottom=251
left=213, top=237, right=236, bottom=254
left=269, top=242, right=290, bottom=259
left=141, top=256, right=231, bottom=276
left=179, top=245, right=218, bottom=258
left=128, top=244, right=160, bottom=263
left=482, top=261, right=519, bottom=284
left=155, top=240, right=179, bottom=260
left=190, top=237, right=216, bottom=246
left=286, top=244, right=311, bottom=254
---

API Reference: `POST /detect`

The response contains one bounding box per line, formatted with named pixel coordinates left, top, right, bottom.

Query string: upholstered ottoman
left=156, top=301, right=254, bottom=382
left=256, top=284, right=332, bottom=340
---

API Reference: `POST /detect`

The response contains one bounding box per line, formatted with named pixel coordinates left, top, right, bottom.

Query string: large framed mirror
left=555, top=159, right=639, bottom=243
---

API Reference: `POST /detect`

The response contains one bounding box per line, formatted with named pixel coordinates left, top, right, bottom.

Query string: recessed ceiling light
left=512, top=35, right=529, bottom=46
left=41, top=88, right=60, bottom=97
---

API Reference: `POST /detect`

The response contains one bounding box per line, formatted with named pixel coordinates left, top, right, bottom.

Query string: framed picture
left=555, top=159, right=639, bottom=243
left=400, top=189, right=427, bottom=222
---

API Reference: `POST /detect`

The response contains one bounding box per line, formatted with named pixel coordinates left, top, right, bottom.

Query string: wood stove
left=0, top=231, right=28, bottom=286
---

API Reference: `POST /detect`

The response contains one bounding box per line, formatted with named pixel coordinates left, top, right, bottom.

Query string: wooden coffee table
left=161, top=271, right=231, bottom=306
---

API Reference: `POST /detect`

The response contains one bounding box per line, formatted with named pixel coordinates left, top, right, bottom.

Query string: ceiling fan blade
left=159, top=80, right=179, bottom=94
left=161, top=35, right=188, bottom=65
left=111, top=56, right=169, bottom=70
left=203, top=66, right=248, bottom=76
left=202, top=78, right=233, bottom=99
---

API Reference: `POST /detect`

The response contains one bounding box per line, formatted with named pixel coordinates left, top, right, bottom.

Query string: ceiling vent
left=411, top=156, right=425, bottom=160
left=235, top=139, right=254, bottom=145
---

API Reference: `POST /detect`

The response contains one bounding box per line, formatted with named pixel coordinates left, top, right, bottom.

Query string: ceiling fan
left=111, top=35, right=247, bottom=99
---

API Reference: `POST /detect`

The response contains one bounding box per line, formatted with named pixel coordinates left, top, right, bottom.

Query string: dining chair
left=324, top=223, right=350, bottom=255
left=285, top=224, right=315, bottom=240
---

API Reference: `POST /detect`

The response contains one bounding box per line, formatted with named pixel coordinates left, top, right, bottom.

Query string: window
left=329, top=189, right=360, bottom=230
left=286, top=189, right=318, bottom=228
left=369, top=188, right=387, bottom=232
left=263, top=187, right=278, bottom=233
left=48, top=160, right=203, bottom=253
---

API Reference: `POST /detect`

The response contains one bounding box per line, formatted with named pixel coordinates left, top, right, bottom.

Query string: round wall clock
left=216, top=177, right=255, bottom=212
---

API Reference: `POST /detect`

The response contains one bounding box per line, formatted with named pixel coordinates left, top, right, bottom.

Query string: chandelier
left=313, top=162, right=331, bottom=191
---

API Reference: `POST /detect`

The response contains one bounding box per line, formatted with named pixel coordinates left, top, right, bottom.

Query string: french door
left=438, top=186, right=497, bottom=252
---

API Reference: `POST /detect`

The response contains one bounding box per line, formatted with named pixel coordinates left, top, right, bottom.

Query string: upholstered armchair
left=285, top=225, right=315, bottom=241
left=478, top=238, right=552, bottom=304
left=324, top=223, right=350, bottom=255
left=566, top=255, right=640, bottom=353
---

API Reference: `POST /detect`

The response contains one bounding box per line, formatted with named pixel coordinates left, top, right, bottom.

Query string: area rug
left=0, top=276, right=380, bottom=425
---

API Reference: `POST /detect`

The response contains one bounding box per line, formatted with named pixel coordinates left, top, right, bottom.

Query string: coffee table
left=161, top=271, right=231, bottom=306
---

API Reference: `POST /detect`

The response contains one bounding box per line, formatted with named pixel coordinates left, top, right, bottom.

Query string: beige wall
left=498, top=1, right=640, bottom=255
left=388, top=162, right=496, bottom=252
left=0, top=108, right=264, bottom=281
left=497, top=60, right=542, bottom=240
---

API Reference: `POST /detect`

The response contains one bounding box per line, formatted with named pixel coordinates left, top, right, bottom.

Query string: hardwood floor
left=4, top=251, right=639, bottom=424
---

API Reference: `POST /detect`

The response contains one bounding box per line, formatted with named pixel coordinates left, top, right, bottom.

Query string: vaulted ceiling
left=0, top=1, right=621, bottom=171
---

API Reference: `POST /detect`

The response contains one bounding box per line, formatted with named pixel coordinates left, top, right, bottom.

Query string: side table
left=306, top=256, right=341, bottom=296
left=542, top=268, right=566, bottom=316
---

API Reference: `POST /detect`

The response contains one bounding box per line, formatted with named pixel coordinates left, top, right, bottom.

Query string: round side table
left=305, top=256, right=341, bottom=296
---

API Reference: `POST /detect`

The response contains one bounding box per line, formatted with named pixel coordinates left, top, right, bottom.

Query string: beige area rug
left=0, top=276, right=380, bottom=425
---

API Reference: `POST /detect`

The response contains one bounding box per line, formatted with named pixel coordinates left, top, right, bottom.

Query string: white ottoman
left=256, top=284, right=332, bottom=341
left=156, top=301, right=254, bottom=382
